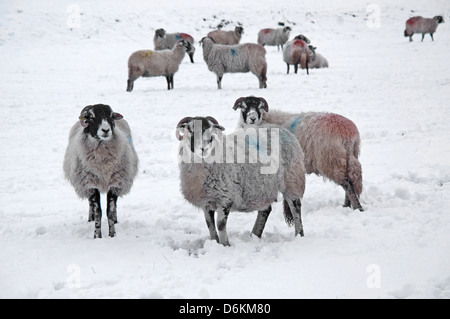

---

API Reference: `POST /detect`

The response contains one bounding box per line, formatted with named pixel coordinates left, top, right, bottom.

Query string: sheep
left=153, top=28, right=195, bottom=63
left=257, top=26, right=292, bottom=51
left=200, top=37, right=267, bottom=89
left=175, top=116, right=306, bottom=246
left=307, top=45, right=329, bottom=69
left=293, top=34, right=311, bottom=44
left=282, top=39, right=310, bottom=75
left=207, top=26, right=244, bottom=45
left=127, top=39, right=193, bottom=92
left=233, top=96, right=363, bottom=211
left=404, top=16, right=444, bottom=42
left=63, top=104, right=139, bottom=238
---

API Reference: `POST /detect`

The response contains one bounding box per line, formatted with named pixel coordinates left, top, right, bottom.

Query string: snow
left=1, top=0, right=450, bottom=299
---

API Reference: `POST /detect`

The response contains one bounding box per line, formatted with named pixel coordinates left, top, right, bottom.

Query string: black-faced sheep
left=257, top=26, right=292, bottom=51
left=233, top=96, right=363, bottom=212
left=282, top=39, right=311, bottom=75
left=176, top=116, right=306, bottom=245
left=63, top=104, right=139, bottom=238
left=127, top=39, right=193, bottom=92
left=153, top=28, right=195, bottom=63
left=404, top=16, right=445, bottom=42
left=207, top=26, right=244, bottom=45
left=200, top=37, right=267, bottom=89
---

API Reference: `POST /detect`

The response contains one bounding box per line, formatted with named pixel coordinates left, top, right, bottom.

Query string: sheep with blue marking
left=176, top=115, right=306, bottom=245
left=234, top=96, right=363, bottom=211
left=64, top=104, right=139, bottom=238
left=153, top=28, right=195, bottom=63
left=200, top=37, right=267, bottom=89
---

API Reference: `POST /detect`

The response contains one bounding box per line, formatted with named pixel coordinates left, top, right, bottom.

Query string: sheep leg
left=341, top=176, right=364, bottom=212
left=88, top=189, right=102, bottom=239
left=294, top=64, right=298, bottom=74
left=430, top=33, right=434, bottom=41
left=286, top=198, right=304, bottom=237
left=106, top=190, right=118, bottom=238
left=216, top=206, right=230, bottom=246
left=286, top=63, right=290, bottom=74
left=421, top=33, right=425, bottom=42
left=165, top=75, right=174, bottom=90
left=252, top=205, right=272, bottom=238
left=217, top=75, right=223, bottom=90
left=203, top=209, right=219, bottom=243
left=126, top=79, right=134, bottom=92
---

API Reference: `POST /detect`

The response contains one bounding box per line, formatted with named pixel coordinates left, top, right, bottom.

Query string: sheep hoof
left=94, top=230, right=102, bottom=239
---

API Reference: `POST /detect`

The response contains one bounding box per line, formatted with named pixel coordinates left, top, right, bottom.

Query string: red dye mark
left=406, top=16, right=421, bottom=26
left=317, top=114, right=359, bottom=139
left=293, top=39, right=307, bottom=47
left=180, top=33, right=193, bottom=41
left=261, top=29, right=272, bottom=34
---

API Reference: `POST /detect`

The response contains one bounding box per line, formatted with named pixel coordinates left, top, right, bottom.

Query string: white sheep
left=207, top=26, right=244, bottom=45
left=127, top=39, right=193, bottom=92
left=63, top=104, right=139, bottom=238
left=282, top=39, right=311, bottom=75
left=233, top=96, right=363, bottom=211
left=153, top=28, right=195, bottom=63
left=404, top=15, right=445, bottom=42
left=307, top=45, right=329, bottom=69
left=200, top=37, right=268, bottom=89
left=257, top=26, right=292, bottom=51
left=176, top=116, right=306, bottom=245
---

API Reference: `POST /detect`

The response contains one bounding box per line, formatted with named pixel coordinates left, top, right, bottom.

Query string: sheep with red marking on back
left=153, top=28, right=196, bottom=63
left=233, top=96, right=364, bottom=211
left=282, top=39, right=311, bottom=75
left=257, top=26, right=292, bottom=51
left=404, top=15, right=444, bottom=42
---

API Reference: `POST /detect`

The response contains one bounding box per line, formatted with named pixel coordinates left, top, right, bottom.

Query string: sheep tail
left=300, top=52, right=308, bottom=72
left=283, top=200, right=295, bottom=226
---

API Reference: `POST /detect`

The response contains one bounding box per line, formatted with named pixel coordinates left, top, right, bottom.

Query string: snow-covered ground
left=1, top=0, right=450, bottom=299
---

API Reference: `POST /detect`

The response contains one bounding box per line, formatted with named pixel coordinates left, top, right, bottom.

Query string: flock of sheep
left=64, top=14, right=444, bottom=243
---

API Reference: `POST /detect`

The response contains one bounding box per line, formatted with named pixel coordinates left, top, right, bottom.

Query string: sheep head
left=176, top=116, right=225, bottom=157
left=79, top=104, right=123, bottom=141
left=233, top=96, right=268, bottom=126
left=155, top=28, right=166, bottom=38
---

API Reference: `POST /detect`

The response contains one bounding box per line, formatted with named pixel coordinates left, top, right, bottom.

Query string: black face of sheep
left=79, top=104, right=123, bottom=141
left=235, top=26, right=244, bottom=35
left=233, top=96, right=268, bottom=125
left=434, top=16, right=445, bottom=24
left=155, top=28, right=166, bottom=38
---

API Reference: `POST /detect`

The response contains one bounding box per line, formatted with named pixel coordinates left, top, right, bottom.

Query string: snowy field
left=1, top=0, right=450, bottom=299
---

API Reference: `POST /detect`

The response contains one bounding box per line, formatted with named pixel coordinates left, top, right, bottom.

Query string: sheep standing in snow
left=207, top=26, right=244, bottom=45
left=257, top=26, right=292, bottom=51
left=64, top=104, right=139, bottom=238
left=404, top=16, right=444, bottom=42
left=283, top=39, right=311, bottom=75
left=234, top=96, right=363, bottom=211
left=176, top=116, right=306, bottom=245
left=200, top=37, right=268, bottom=89
left=127, top=39, right=193, bottom=92
left=153, top=28, right=195, bottom=63
left=307, top=45, right=329, bottom=69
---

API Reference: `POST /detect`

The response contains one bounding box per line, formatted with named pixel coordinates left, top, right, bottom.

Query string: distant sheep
left=257, top=26, right=292, bottom=51
left=176, top=116, right=305, bottom=245
left=207, top=26, right=244, bottom=45
left=153, top=28, right=195, bottom=63
left=200, top=37, right=267, bottom=89
left=64, top=104, right=139, bottom=238
left=282, top=39, right=311, bottom=75
left=404, top=16, right=444, bottom=42
left=127, top=39, right=193, bottom=91
left=293, top=34, right=311, bottom=44
left=234, top=96, right=363, bottom=211
left=307, top=45, right=329, bottom=69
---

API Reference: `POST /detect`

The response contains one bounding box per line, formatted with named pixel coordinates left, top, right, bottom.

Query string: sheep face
left=235, top=26, right=244, bottom=35
left=155, top=28, right=166, bottom=38
left=176, top=116, right=225, bottom=158
left=283, top=26, right=292, bottom=34
left=233, top=96, right=269, bottom=126
left=79, top=104, right=124, bottom=142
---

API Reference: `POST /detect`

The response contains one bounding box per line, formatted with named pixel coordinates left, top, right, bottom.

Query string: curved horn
left=176, top=117, right=193, bottom=141
left=205, top=116, right=219, bottom=125
left=79, top=105, right=93, bottom=128
left=233, top=97, right=246, bottom=110
left=257, top=97, right=269, bottom=112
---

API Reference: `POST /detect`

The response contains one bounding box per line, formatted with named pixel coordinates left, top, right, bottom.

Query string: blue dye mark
left=230, top=48, right=237, bottom=56
left=289, top=116, right=302, bottom=132
left=247, top=137, right=260, bottom=152
left=175, top=34, right=181, bottom=40
left=126, top=135, right=135, bottom=150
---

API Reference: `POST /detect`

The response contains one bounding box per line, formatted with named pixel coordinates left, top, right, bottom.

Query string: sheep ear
left=112, top=112, right=123, bottom=120
left=233, top=97, right=246, bottom=110
left=257, top=97, right=269, bottom=112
